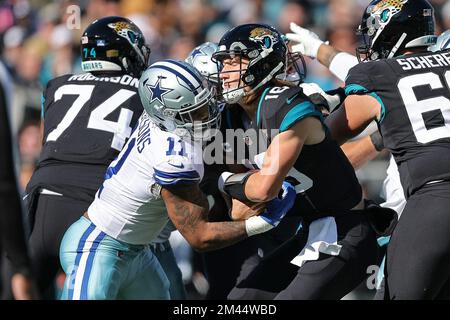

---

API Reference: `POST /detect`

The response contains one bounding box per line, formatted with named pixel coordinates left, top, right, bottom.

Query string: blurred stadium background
left=1, top=0, right=449, bottom=299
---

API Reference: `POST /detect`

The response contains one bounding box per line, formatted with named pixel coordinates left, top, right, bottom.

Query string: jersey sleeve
left=152, top=137, right=204, bottom=186
left=153, top=156, right=201, bottom=186
left=41, top=74, right=72, bottom=116
left=278, top=100, right=323, bottom=132
left=41, top=80, right=53, bottom=118
left=344, top=62, right=375, bottom=95
left=260, top=87, right=323, bottom=133
left=344, top=62, right=387, bottom=122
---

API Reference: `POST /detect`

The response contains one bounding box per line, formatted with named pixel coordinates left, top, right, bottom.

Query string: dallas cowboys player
left=143, top=43, right=224, bottom=300
left=59, top=59, right=296, bottom=300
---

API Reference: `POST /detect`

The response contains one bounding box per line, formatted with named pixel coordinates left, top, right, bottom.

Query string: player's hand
left=300, top=82, right=326, bottom=97
left=285, top=22, right=325, bottom=59
left=230, top=198, right=266, bottom=220
left=245, top=181, right=296, bottom=236
left=261, top=181, right=296, bottom=226
left=324, top=87, right=346, bottom=112
left=300, top=83, right=346, bottom=113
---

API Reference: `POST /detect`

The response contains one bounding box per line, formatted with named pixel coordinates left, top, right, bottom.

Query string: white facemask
left=222, top=87, right=245, bottom=104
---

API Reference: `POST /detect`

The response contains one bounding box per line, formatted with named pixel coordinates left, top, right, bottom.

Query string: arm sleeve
left=329, top=52, right=359, bottom=82
left=0, top=82, right=31, bottom=274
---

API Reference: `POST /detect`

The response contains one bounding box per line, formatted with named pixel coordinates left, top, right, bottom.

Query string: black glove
left=363, top=199, right=398, bottom=237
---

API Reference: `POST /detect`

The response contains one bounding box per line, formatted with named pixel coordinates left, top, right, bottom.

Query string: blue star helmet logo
left=146, top=77, right=173, bottom=105
left=191, top=47, right=205, bottom=58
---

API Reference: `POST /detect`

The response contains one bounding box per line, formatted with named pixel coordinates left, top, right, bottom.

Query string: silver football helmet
left=429, top=29, right=450, bottom=52
left=185, top=42, right=220, bottom=85
left=138, top=59, right=221, bottom=141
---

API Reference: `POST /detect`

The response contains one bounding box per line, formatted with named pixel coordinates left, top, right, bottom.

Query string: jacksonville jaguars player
left=212, top=23, right=395, bottom=300
left=186, top=40, right=322, bottom=300
left=292, top=0, right=450, bottom=299
left=22, top=16, right=149, bottom=298
left=286, top=22, right=450, bottom=218
left=59, top=59, right=296, bottom=300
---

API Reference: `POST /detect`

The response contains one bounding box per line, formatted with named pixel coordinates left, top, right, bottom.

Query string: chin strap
left=387, top=33, right=407, bottom=59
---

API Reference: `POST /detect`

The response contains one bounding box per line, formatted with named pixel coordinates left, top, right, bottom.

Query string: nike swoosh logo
left=168, top=162, right=184, bottom=169
left=286, top=93, right=299, bottom=105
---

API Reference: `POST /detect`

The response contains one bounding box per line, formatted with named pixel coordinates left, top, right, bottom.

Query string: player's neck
left=237, top=100, right=257, bottom=122
left=399, top=48, right=426, bottom=57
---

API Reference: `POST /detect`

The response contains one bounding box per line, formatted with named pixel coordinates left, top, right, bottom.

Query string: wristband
left=244, top=215, right=273, bottom=237
left=218, top=171, right=254, bottom=203
left=370, top=131, right=384, bottom=152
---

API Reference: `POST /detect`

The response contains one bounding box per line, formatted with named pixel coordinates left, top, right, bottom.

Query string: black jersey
left=26, top=72, right=143, bottom=201
left=345, top=49, right=450, bottom=197
left=254, top=85, right=362, bottom=220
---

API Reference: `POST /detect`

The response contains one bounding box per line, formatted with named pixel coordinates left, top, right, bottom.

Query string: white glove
left=285, top=22, right=325, bottom=59
left=299, top=82, right=325, bottom=97
left=300, top=83, right=346, bottom=112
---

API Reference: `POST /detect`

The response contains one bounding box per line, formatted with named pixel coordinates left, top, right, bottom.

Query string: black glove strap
left=223, top=172, right=254, bottom=203
left=370, top=130, right=384, bottom=152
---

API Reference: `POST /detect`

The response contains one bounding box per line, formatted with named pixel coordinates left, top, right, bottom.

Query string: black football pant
left=384, top=182, right=450, bottom=300
left=228, top=213, right=378, bottom=300
left=29, top=194, right=89, bottom=298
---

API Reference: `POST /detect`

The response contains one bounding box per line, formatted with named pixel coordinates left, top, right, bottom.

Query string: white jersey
left=88, top=112, right=204, bottom=245
left=152, top=220, right=176, bottom=244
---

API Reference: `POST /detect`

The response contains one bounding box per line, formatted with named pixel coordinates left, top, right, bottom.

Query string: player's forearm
left=317, top=44, right=341, bottom=68
left=194, top=221, right=247, bottom=252
left=245, top=172, right=280, bottom=202
left=317, top=45, right=359, bottom=82
left=163, top=185, right=247, bottom=251
left=341, top=136, right=379, bottom=170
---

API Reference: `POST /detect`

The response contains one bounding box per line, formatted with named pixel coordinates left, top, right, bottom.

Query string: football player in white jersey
left=142, top=43, right=225, bottom=301
left=58, top=59, right=296, bottom=300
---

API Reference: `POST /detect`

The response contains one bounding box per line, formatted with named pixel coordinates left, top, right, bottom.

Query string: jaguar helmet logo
left=108, top=21, right=139, bottom=44
left=249, top=27, right=279, bottom=50
left=365, top=0, right=408, bottom=36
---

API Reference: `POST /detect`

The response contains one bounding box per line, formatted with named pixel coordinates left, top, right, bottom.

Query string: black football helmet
left=212, top=23, right=288, bottom=104
left=81, top=16, right=150, bottom=77
left=356, top=0, right=437, bottom=61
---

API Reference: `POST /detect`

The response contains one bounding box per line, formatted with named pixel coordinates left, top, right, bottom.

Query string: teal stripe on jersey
left=279, top=102, right=322, bottom=132
left=256, top=87, right=271, bottom=127
left=345, top=83, right=386, bottom=123
left=40, top=94, right=45, bottom=119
